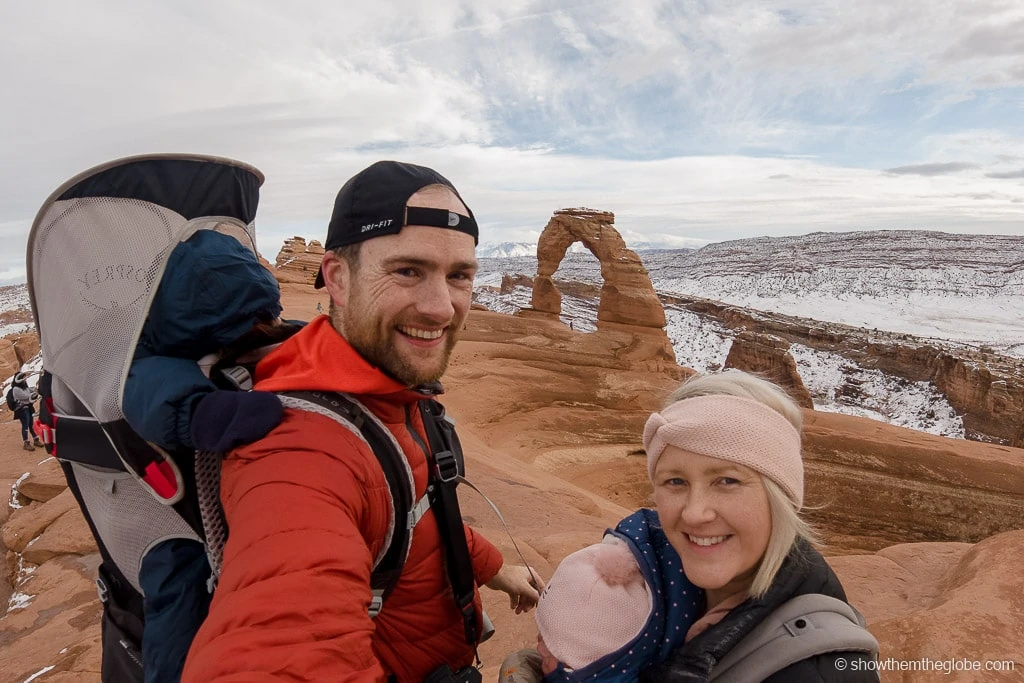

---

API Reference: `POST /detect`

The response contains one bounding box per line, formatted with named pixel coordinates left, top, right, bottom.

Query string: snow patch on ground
left=0, top=322, right=34, bottom=337
left=10, top=472, right=29, bottom=510
left=6, top=553, right=39, bottom=614
left=790, top=344, right=965, bottom=438
left=7, top=592, right=35, bottom=612
left=664, top=306, right=732, bottom=373
left=473, top=286, right=598, bottom=331
left=23, top=666, right=56, bottom=683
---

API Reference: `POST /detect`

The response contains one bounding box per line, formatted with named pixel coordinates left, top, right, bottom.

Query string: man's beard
left=333, top=307, right=460, bottom=387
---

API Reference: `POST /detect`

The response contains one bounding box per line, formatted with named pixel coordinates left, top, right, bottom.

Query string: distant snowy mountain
left=477, top=242, right=536, bottom=258
left=633, top=242, right=694, bottom=253
left=477, top=241, right=683, bottom=259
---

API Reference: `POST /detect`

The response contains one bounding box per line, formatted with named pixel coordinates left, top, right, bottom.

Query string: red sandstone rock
left=18, top=458, right=68, bottom=503
left=3, top=488, right=77, bottom=554
left=22, top=509, right=97, bottom=565
left=724, top=331, right=814, bottom=408
left=530, top=209, right=667, bottom=330
left=0, top=337, right=19, bottom=382
left=10, top=331, right=40, bottom=366
left=1, top=554, right=103, bottom=683
left=832, top=531, right=1024, bottom=683
left=273, top=236, right=325, bottom=285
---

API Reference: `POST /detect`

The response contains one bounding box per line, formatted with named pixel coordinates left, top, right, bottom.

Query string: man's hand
left=486, top=564, right=544, bottom=614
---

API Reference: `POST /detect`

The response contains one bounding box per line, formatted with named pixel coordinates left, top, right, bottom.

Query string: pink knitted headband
left=643, top=395, right=804, bottom=507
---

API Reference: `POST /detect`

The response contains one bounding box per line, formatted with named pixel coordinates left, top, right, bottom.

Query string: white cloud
left=2, top=0, right=1023, bottom=285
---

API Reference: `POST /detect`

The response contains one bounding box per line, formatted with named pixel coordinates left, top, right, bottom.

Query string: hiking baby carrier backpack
left=25, top=154, right=269, bottom=682
left=26, top=154, right=483, bottom=683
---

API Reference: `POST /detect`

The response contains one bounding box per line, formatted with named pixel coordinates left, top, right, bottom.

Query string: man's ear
left=320, top=250, right=350, bottom=308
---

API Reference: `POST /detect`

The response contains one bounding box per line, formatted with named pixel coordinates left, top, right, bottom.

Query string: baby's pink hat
left=535, top=538, right=651, bottom=670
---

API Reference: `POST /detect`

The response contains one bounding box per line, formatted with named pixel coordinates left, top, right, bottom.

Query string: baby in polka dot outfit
left=500, top=508, right=701, bottom=682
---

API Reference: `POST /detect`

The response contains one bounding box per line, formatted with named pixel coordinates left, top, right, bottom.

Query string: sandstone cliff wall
left=272, top=236, right=324, bottom=285
left=723, top=331, right=814, bottom=408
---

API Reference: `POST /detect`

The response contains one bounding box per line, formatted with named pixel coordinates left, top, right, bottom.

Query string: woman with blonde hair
left=501, top=369, right=877, bottom=682
left=639, top=369, right=877, bottom=682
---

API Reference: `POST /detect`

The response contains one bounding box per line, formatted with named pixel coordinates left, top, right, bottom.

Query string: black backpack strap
left=419, top=398, right=480, bottom=648
left=278, top=391, right=415, bottom=612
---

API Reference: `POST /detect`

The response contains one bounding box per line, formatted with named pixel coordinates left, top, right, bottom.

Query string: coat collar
left=253, top=316, right=433, bottom=405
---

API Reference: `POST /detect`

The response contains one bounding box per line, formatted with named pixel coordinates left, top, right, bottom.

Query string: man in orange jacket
left=184, top=161, right=541, bottom=682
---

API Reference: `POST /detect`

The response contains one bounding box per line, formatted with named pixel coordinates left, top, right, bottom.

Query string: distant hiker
left=569, top=320, right=573, bottom=331
left=183, top=160, right=542, bottom=682
left=502, top=370, right=877, bottom=683
left=316, top=301, right=323, bottom=314
left=640, top=371, right=878, bottom=682
left=7, top=372, right=41, bottom=450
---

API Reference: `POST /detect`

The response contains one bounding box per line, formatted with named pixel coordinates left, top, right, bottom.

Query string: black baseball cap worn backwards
left=314, top=160, right=478, bottom=288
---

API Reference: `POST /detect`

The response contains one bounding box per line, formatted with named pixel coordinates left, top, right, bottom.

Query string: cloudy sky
left=2, top=0, right=1023, bottom=284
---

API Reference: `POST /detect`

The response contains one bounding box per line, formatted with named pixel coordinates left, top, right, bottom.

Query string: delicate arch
left=530, top=208, right=666, bottom=329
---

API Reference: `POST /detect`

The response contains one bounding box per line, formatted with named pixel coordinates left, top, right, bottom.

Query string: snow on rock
left=664, top=305, right=732, bottom=373
left=23, top=666, right=56, bottom=683
left=790, top=344, right=965, bottom=438
left=10, top=472, right=30, bottom=510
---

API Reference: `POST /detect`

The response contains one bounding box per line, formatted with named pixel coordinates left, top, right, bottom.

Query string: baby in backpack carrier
left=123, top=227, right=286, bottom=451
left=120, top=226, right=288, bottom=682
left=501, top=537, right=659, bottom=683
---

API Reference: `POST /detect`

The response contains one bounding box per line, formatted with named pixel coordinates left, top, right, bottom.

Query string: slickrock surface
left=832, top=531, right=1024, bottom=682
left=1, top=420, right=101, bottom=683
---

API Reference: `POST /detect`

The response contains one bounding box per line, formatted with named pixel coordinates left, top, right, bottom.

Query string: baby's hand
left=486, top=564, right=544, bottom=614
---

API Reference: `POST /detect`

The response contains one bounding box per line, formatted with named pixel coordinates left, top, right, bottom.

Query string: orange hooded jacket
left=183, top=317, right=504, bottom=682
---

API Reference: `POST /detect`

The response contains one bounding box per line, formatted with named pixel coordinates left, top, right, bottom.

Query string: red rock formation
left=9, top=332, right=39, bottom=366
left=724, top=331, right=814, bottom=408
left=272, top=236, right=324, bottom=285
left=499, top=273, right=534, bottom=294
left=832, top=531, right=1024, bottom=682
left=530, top=209, right=666, bottom=329
left=0, top=338, right=19, bottom=381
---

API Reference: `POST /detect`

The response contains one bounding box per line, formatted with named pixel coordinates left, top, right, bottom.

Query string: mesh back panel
left=70, top=461, right=199, bottom=593
left=30, top=197, right=185, bottom=421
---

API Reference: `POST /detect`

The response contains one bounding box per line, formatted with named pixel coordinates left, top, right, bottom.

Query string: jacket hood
left=139, top=229, right=281, bottom=359
left=253, top=316, right=424, bottom=402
